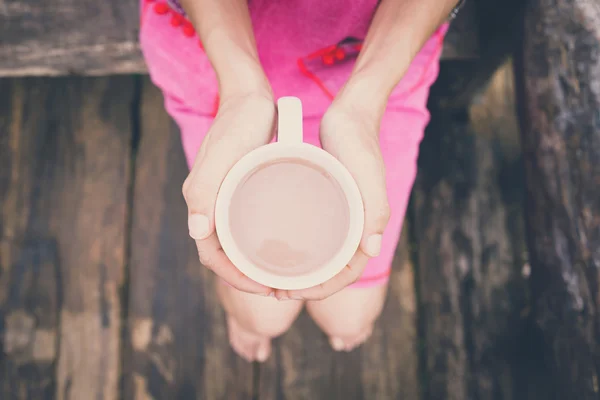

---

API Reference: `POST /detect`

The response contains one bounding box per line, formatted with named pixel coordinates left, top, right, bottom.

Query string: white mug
left=215, top=97, right=364, bottom=290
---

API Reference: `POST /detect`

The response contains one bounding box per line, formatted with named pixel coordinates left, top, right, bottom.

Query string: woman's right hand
left=183, top=91, right=276, bottom=296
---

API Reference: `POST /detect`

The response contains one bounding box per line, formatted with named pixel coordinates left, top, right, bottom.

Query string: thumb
left=183, top=98, right=277, bottom=240
left=353, top=147, right=389, bottom=258
left=182, top=137, right=245, bottom=240
left=183, top=163, right=218, bottom=241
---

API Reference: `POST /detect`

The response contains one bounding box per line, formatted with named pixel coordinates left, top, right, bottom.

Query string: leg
left=307, top=32, right=444, bottom=349
left=141, top=5, right=303, bottom=363
left=165, top=97, right=304, bottom=362
left=218, top=283, right=303, bottom=362
left=306, top=110, right=416, bottom=351
left=307, top=285, right=388, bottom=351
left=305, top=109, right=423, bottom=350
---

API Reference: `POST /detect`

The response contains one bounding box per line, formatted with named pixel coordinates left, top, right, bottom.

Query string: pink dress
left=140, top=0, right=447, bottom=288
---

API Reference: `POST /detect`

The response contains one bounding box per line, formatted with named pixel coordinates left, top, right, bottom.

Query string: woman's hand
left=183, top=92, right=276, bottom=296
left=270, top=0, right=459, bottom=301
left=274, top=91, right=390, bottom=301
left=180, top=0, right=278, bottom=296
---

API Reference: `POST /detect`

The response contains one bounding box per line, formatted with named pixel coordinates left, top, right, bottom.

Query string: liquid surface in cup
left=228, top=158, right=350, bottom=276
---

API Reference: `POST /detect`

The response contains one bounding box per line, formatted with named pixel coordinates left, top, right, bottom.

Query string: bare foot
left=306, top=284, right=387, bottom=352
left=227, top=314, right=272, bottom=362
left=218, top=281, right=303, bottom=362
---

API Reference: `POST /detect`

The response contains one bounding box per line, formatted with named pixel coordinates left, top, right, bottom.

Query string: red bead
left=335, top=48, right=345, bottom=61
left=153, top=2, right=169, bottom=14
left=183, top=21, right=195, bottom=37
left=170, top=14, right=183, bottom=27
left=322, top=54, right=334, bottom=66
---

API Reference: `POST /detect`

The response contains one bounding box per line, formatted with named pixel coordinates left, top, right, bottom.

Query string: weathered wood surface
left=0, top=77, right=134, bottom=399
left=434, top=0, right=525, bottom=111
left=259, top=229, right=420, bottom=400
left=515, top=0, right=600, bottom=398
left=122, top=79, right=254, bottom=400
left=1, top=43, right=586, bottom=398
left=411, top=62, right=555, bottom=400
left=0, top=0, right=478, bottom=77
left=0, top=240, right=59, bottom=399
left=0, top=1, right=143, bottom=76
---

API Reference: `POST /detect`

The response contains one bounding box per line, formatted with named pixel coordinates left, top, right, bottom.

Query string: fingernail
left=331, top=337, right=345, bottom=351
left=365, top=234, right=382, bottom=257
left=256, top=346, right=269, bottom=362
left=188, top=213, right=210, bottom=239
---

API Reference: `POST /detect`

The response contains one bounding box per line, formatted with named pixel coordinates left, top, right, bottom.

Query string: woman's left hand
left=273, top=95, right=390, bottom=301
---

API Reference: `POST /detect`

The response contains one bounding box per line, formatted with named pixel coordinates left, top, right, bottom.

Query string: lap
left=143, top=6, right=444, bottom=288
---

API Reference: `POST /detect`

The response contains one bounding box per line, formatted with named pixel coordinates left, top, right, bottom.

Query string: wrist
left=217, top=60, right=272, bottom=104
left=335, top=72, right=392, bottom=121
left=199, top=27, right=272, bottom=101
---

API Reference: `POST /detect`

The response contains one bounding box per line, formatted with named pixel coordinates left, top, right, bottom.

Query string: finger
left=195, top=232, right=273, bottom=295
left=183, top=100, right=276, bottom=240
left=322, top=122, right=389, bottom=258
left=183, top=139, right=246, bottom=240
left=276, top=250, right=370, bottom=301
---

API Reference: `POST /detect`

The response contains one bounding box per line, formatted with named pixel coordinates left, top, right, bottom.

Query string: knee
left=323, top=306, right=383, bottom=339
left=307, top=287, right=387, bottom=339
left=218, top=283, right=302, bottom=339
left=327, top=318, right=372, bottom=340
left=246, top=305, right=299, bottom=338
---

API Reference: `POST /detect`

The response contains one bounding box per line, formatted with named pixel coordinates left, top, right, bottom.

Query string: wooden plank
left=0, top=240, right=59, bottom=399
left=515, top=0, right=600, bottom=398
left=0, top=79, right=60, bottom=400
left=0, top=77, right=133, bottom=399
left=122, top=78, right=254, bottom=400
left=0, top=0, right=478, bottom=77
left=433, top=0, right=526, bottom=111
left=0, top=1, right=143, bottom=76
left=411, top=62, right=552, bottom=399
left=258, top=228, right=420, bottom=400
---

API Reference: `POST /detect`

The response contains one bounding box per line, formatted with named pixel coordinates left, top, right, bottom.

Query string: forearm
left=338, top=0, right=459, bottom=116
left=179, top=0, right=271, bottom=100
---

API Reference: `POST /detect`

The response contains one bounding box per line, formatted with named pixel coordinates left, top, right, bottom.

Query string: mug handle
left=277, top=97, right=303, bottom=144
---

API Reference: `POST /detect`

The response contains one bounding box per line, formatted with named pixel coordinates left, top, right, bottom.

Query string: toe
left=255, top=340, right=271, bottom=362
left=227, top=315, right=274, bottom=362
left=330, top=337, right=345, bottom=351
left=228, top=316, right=257, bottom=362
left=229, top=327, right=253, bottom=362
left=329, top=324, right=374, bottom=352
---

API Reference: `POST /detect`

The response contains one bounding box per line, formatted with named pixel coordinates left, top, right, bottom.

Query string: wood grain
left=432, top=0, right=526, bottom=112
left=122, top=78, right=254, bottom=400
left=411, top=61, right=552, bottom=399
left=0, top=77, right=134, bottom=399
left=0, top=240, right=59, bottom=399
left=0, top=1, right=143, bottom=76
left=515, top=0, right=600, bottom=398
left=258, top=229, right=420, bottom=400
